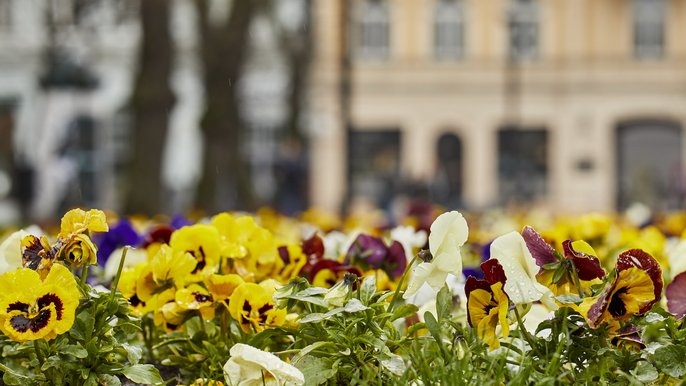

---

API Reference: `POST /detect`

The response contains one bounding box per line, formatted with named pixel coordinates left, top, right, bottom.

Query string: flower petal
left=562, top=240, right=605, bottom=281
left=616, top=249, right=663, bottom=314
left=428, top=211, right=468, bottom=257
left=666, top=271, right=686, bottom=319
left=522, top=226, right=557, bottom=267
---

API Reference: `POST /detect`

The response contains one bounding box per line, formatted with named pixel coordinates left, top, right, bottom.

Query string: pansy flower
left=309, top=260, right=362, bottom=289
left=345, top=234, right=407, bottom=278
left=176, top=284, right=215, bottom=320
left=404, top=211, right=468, bottom=299
left=228, top=282, right=286, bottom=333
left=21, top=235, right=60, bottom=278
left=204, top=274, right=245, bottom=308
left=578, top=249, right=662, bottom=328
left=136, top=245, right=197, bottom=302
left=0, top=230, right=29, bottom=274
left=488, top=231, right=556, bottom=309
left=92, top=218, right=141, bottom=266
left=665, top=271, right=686, bottom=319
left=277, top=245, right=307, bottom=282
left=465, top=259, right=510, bottom=350
left=170, top=224, right=223, bottom=278
left=58, top=208, right=109, bottom=239
left=0, top=264, right=80, bottom=342
left=522, top=226, right=605, bottom=298
left=223, top=343, right=305, bottom=386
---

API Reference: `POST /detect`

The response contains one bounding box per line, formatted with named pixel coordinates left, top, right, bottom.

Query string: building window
left=356, top=0, right=390, bottom=60
left=633, top=0, right=665, bottom=59
left=498, top=128, right=548, bottom=203
left=434, top=0, right=465, bottom=60
left=508, top=0, right=538, bottom=61
left=348, top=130, right=400, bottom=209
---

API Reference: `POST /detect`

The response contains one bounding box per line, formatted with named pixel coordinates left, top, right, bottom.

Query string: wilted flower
left=0, top=264, right=80, bottom=342
left=465, top=259, right=510, bottom=350
left=57, top=233, right=99, bottom=267
left=404, top=211, right=468, bottom=299
left=223, top=343, right=304, bottom=386
left=21, top=235, right=59, bottom=277
left=579, top=249, right=662, bottom=328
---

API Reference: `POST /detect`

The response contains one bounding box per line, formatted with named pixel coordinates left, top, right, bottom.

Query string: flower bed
left=1, top=207, right=686, bottom=385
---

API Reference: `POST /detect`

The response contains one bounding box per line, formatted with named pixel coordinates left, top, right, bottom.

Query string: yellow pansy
left=118, top=264, right=151, bottom=316
left=467, top=281, right=510, bottom=351
left=170, top=224, right=223, bottom=278
left=228, top=282, right=286, bottom=333
left=0, top=264, right=80, bottom=342
left=136, top=245, right=196, bottom=302
left=176, top=284, right=215, bottom=320
left=59, top=208, right=108, bottom=238
left=204, top=274, right=245, bottom=304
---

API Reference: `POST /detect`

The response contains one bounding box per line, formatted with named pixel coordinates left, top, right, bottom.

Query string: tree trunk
left=194, top=0, right=260, bottom=213
left=124, top=0, right=175, bottom=215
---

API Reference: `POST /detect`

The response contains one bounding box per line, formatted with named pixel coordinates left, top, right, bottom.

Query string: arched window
left=356, top=0, right=390, bottom=60
left=508, top=0, right=538, bottom=61
left=434, top=0, right=465, bottom=60
left=633, top=0, right=666, bottom=59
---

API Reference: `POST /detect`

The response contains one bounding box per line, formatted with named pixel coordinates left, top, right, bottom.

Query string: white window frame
left=356, top=0, right=390, bottom=60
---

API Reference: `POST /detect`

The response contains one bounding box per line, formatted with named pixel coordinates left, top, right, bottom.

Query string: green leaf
left=631, top=361, right=658, bottom=383
left=424, top=311, right=448, bottom=359
left=293, top=342, right=333, bottom=363
left=390, top=303, right=419, bottom=322
left=120, top=364, right=163, bottom=385
left=61, top=344, right=89, bottom=358
left=653, top=345, right=686, bottom=378
left=542, top=262, right=561, bottom=270
left=294, top=355, right=335, bottom=386
left=436, top=284, right=452, bottom=321
left=359, top=275, right=377, bottom=304
left=380, top=353, right=407, bottom=376
left=343, top=298, right=369, bottom=313
left=122, top=343, right=142, bottom=365
left=98, top=374, right=122, bottom=386
left=551, top=266, right=567, bottom=284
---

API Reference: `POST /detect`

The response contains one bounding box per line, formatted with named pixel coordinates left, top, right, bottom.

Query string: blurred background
left=0, top=0, right=684, bottom=225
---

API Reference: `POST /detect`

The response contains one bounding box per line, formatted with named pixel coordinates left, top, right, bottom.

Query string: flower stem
left=110, top=247, right=129, bottom=302
left=33, top=340, right=44, bottom=365
left=386, top=256, right=419, bottom=314
left=569, top=261, right=585, bottom=298
left=513, top=305, right=542, bottom=359
left=80, top=264, right=89, bottom=287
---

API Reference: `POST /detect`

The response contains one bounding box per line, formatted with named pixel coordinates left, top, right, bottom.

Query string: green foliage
left=0, top=284, right=161, bottom=386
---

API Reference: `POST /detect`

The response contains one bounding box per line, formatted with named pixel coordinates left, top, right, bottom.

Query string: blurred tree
left=271, top=0, right=313, bottom=214
left=125, top=0, right=175, bottom=215
left=194, top=0, right=262, bottom=213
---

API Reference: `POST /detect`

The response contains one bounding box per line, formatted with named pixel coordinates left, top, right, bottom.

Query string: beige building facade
left=308, top=0, right=686, bottom=214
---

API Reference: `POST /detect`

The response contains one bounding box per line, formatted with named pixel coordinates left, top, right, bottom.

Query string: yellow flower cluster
left=118, top=213, right=300, bottom=332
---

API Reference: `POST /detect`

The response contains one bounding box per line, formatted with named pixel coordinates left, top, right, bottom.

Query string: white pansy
left=224, top=343, right=305, bottom=386
left=103, top=247, right=149, bottom=281
left=390, top=225, right=427, bottom=261
left=0, top=229, right=27, bottom=274
left=403, top=211, right=468, bottom=299
left=489, top=231, right=556, bottom=308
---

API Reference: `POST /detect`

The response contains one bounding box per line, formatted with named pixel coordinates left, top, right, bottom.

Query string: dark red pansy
left=141, top=225, right=174, bottom=248
left=562, top=240, right=606, bottom=281
left=616, top=249, right=663, bottom=314
left=465, top=259, right=508, bottom=328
